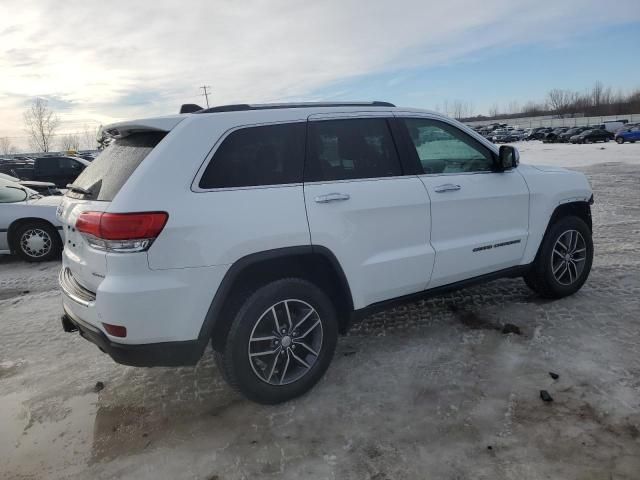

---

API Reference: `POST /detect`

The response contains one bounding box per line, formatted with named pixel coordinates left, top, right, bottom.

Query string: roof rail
left=195, top=101, right=395, bottom=114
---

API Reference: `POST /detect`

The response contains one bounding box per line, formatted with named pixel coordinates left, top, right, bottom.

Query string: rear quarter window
left=70, top=132, right=166, bottom=201
left=199, top=122, right=305, bottom=189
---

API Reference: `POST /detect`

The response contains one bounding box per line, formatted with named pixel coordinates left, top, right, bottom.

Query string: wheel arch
left=7, top=217, right=62, bottom=252
left=200, top=246, right=354, bottom=352
left=548, top=199, right=592, bottom=233
left=530, top=199, right=593, bottom=265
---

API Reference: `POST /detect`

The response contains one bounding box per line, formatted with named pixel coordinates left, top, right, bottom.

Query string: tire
left=12, top=221, right=62, bottom=262
left=604, top=137, right=609, bottom=143
left=217, top=278, right=338, bottom=404
left=523, top=216, right=593, bottom=299
left=616, top=137, right=624, bottom=144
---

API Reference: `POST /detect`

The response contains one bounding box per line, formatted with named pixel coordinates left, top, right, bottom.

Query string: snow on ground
left=1, top=142, right=639, bottom=480
left=517, top=140, right=640, bottom=168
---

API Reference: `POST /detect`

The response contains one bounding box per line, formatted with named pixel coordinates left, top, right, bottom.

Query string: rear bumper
left=61, top=309, right=205, bottom=367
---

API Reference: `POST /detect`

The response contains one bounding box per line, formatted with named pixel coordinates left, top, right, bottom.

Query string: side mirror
left=497, top=145, right=519, bottom=171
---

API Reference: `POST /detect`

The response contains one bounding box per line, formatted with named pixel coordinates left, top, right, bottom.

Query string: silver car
left=0, top=177, right=63, bottom=261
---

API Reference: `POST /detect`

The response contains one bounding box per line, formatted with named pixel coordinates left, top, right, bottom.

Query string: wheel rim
left=551, top=230, right=587, bottom=286
left=20, top=228, right=52, bottom=258
left=248, top=299, right=323, bottom=386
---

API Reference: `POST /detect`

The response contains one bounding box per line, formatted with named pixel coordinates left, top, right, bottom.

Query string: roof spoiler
left=180, top=104, right=203, bottom=114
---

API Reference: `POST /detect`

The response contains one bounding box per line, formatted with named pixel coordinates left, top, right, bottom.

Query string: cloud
left=1, top=0, right=639, bottom=149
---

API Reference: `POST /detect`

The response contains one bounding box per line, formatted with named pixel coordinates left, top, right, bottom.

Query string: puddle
left=0, top=391, right=96, bottom=479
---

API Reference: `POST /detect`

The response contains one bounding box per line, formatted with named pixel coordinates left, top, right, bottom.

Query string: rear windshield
left=69, top=132, right=166, bottom=201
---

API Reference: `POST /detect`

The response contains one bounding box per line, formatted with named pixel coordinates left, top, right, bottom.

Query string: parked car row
left=0, top=155, right=90, bottom=188
left=469, top=120, right=638, bottom=145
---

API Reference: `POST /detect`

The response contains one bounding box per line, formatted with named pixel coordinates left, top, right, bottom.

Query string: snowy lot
left=1, top=141, right=639, bottom=480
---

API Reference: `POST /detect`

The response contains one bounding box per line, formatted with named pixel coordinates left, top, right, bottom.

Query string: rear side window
left=199, top=122, right=305, bottom=189
left=70, top=132, right=166, bottom=201
left=305, top=118, right=401, bottom=182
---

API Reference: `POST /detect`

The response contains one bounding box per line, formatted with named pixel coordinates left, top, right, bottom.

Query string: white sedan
left=0, top=177, right=63, bottom=261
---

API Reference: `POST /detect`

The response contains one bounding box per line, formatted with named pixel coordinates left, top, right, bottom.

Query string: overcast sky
left=1, top=0, right=639, bottom=150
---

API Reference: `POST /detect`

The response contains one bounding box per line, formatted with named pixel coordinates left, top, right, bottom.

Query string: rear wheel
left=12, top=221, right=62, bottom=262
left=217, top=278, right=338, bottom=404
left=616, top=137, right=624, bottom=144
left=524, top=216, right=593, bottom=299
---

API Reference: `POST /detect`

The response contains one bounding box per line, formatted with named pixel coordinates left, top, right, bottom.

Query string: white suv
left=58, top=102, right=594, bottom=404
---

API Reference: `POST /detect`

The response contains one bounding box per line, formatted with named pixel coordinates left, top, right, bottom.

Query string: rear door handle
left=434, top=184, right=461, bottom=193
left=314, top=193, right=350, bottom=203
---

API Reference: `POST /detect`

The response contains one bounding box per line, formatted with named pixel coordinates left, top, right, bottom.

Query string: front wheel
left=216, top=278, right=338, bottom=404
left=524, top=216, right=593, bottom=298
left=616, top=137, right=624, bottom=144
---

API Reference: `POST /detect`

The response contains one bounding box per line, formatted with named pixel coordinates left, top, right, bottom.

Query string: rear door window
left=70, top=132, right=166, bottom=201
left=199, top=122, right=305, bottom=189
left=305, top=118, right=401, bottom=182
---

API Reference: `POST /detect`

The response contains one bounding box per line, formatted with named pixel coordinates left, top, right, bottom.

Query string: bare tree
left=488, top=103, right=499, bottom=118
left=0, top=137, right=16, bottom=155
left=23, top=98, right=59, bottom=152
left=60, top=133, right=80, bottom=151
left=547, top=89, right=572, bottom=113
left=591, top=81, right=604, bottom=107
left=450, top=100, right=473, bottom=120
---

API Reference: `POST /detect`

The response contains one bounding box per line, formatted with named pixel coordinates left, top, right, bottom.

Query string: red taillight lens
left=76, top=211, right=168, bottom=252
left=75, top=211, right=102, bottom=237
left=99, top=212, right=168, bottom=240
left=76, top=212, right=168, bottom=240
left=102, top=322, right=127, bottom=338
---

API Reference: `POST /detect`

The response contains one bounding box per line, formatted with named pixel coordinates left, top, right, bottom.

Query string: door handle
left=434, top=184, right=461, bottom=193
left=314, top=192, right=350, bottom=203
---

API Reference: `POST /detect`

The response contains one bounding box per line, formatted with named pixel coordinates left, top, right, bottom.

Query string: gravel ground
left=1, top=142, right=639, bottom=480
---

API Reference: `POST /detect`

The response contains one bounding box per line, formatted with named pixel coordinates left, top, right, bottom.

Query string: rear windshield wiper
left=66, top=184, right=91, bottom=195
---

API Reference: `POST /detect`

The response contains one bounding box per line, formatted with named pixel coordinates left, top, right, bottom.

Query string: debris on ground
left=343, top=350, right=357, bottom=357
left=94, top=381, right=105, bottom=392
left=549, top=372, right=559, bottom=380
left=501, top=323, right=521, bottom=335
left=540, top=390, right=554, bottom=402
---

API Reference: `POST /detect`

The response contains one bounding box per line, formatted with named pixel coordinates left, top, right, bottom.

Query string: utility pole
left=200, top=85, right=212, bottom=108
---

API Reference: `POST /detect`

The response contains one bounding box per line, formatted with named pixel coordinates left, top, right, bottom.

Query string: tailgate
left=58, top=196, right=109, bottom=293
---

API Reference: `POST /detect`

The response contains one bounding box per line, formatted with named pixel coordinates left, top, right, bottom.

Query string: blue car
left=615, top=127, right=640, bottom=144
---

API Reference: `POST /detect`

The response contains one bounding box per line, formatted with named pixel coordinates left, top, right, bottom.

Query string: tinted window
left=35, top=158, right=58, bottom=173
left=403, top=118, right=494, bottom=174
left=199, top=123, right=305, bottom=189
left=305, top=118, right=401, bottom=181
left=71, top=132, right=166, bottom=201
left=58, top=158, right=82, bottom=171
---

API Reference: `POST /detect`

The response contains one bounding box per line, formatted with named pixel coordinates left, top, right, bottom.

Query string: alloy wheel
left=248, top=299, right=323, bottom=385
left=551, top=229, right=587, bottom=286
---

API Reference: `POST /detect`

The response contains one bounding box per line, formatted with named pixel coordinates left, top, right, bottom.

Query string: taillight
left=76, top=211, right=168, bottom=253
